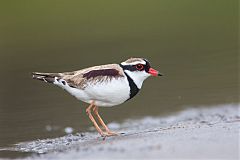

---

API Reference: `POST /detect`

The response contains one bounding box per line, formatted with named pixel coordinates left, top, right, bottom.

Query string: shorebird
left=32, top=58, right=162, bottom=137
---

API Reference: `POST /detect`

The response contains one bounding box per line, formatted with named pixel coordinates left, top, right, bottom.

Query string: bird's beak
left=148, top=68, right=163, bottom=76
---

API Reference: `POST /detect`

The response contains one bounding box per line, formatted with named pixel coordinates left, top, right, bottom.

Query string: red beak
left=148, top=68, right=163, bottom=76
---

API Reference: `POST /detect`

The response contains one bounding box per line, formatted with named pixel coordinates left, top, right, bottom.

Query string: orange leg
left=93, top=105, right=119, bottom=136
left=86, top=102, right=105, bottom=137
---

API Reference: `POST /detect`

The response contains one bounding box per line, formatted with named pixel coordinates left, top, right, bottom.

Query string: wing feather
left=61, top=64, right=124, bottom=89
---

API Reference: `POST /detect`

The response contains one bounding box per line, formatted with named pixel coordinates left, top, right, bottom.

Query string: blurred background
left=0, top=0, right=238, bottom=158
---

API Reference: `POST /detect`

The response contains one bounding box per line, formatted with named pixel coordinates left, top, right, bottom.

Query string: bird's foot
left=106, top=131, right=119, bottom=136
left=100, top=131, right=119, bottom=137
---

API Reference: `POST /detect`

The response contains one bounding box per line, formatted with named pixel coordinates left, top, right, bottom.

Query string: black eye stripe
left=119, top=63, right=150, bottom=72
left=119, top=64, right=136, bottom=71
left=119, top=59, right=151, bottom=73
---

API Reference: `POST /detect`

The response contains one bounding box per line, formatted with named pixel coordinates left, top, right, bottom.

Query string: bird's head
left=120, top=58, right=162, bottom=89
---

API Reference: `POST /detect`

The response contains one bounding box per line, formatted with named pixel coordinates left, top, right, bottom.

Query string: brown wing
left=61, top=64, right=124, bottom=89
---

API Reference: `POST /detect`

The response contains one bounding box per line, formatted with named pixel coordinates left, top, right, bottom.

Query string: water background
left=0, top=0, right=238, bottom=158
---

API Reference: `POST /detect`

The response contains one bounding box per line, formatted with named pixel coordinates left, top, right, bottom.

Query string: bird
left=32, top=57, right=162, bottom=137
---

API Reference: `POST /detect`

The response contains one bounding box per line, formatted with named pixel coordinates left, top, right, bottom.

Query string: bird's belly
left=83, top=78, right=130, bottom=107
left=60, top=77, right=130, bottom=107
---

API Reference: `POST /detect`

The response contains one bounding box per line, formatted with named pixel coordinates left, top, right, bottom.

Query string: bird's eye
left=136, top=64, right=144, bottom=70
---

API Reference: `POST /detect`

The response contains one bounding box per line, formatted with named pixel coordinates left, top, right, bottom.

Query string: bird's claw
left=100, top=131, right=119, bottom=137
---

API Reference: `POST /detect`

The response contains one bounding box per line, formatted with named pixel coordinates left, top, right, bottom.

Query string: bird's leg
left=86, top=102, right=105, bottom=137
left=93, top=105, right=119, bottom=136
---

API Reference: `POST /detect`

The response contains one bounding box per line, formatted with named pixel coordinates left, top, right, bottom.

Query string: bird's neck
left=123, top=70, right=144, bottom=89
left=124, top=72, right=140, bottom=100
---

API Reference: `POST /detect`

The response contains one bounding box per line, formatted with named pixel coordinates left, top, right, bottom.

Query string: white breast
left=54, top=77, right=130, bottom=107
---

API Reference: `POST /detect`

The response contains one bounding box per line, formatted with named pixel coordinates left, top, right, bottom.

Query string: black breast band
left=125, top=73, right=140, bottom=100
left=119, top=64, right=140, bottom=100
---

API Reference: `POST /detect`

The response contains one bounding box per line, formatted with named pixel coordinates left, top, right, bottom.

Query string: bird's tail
left=32, top=72, right=61, bottom=83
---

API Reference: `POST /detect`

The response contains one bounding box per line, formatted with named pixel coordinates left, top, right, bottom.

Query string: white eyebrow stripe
left=121, top=61, right=146, bottom=66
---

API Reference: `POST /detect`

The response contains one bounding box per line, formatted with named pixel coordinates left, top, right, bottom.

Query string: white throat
left=124, top=70, right=150, bottom=89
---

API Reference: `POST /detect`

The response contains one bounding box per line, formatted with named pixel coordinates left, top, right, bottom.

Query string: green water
left=0, top=0, right=238, bottom=158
